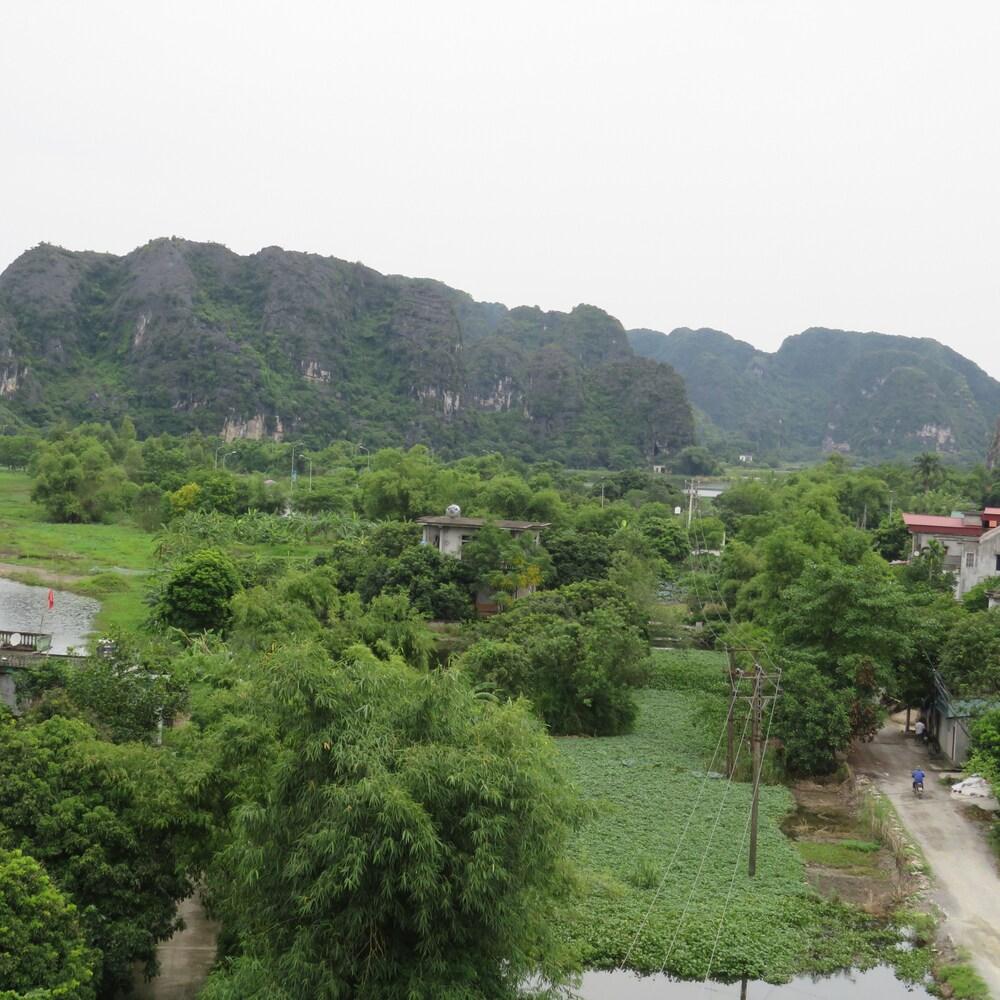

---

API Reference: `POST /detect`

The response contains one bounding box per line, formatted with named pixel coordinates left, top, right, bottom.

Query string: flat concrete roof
left=417, top=516, right=550, bottom=530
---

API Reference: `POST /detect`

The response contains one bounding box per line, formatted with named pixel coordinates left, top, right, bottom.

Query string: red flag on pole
left=47, top=589, right=54, bottom=610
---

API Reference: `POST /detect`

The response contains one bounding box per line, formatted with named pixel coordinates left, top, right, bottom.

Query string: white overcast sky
left=2, top=1, right=999, bottom=375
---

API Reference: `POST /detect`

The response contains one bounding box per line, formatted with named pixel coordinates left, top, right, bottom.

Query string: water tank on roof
left=446, top=504, right=461, bottom=517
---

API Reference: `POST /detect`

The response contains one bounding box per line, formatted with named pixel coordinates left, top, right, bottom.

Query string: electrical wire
left=616, top=671, right=748, bottom=970
left=654, top=702, right=754, bottom=977
left=699, top=672, right=782, bottom=991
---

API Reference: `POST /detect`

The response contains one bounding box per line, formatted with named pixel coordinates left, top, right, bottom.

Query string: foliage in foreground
left=200, top=644, right=580, bottom=1000
left=0, top=848, right=97, bottom=1000
left=0, top=715, right=206, bottom=996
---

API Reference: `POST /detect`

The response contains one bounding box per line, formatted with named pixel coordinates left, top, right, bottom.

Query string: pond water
left=577, top=966, right=933, bottom=999
left=0, top=578, right=100, bottom=654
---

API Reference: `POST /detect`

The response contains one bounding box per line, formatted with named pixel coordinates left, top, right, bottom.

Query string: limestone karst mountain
left=629, top=326, right=1000, bottom=460
left=0, top=239, right=693, bottom=464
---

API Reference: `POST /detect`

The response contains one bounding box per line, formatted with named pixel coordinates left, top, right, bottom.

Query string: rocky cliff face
left=0, top=239, right=695, bottom=463
left=630, top=326, right=1000, bottom=459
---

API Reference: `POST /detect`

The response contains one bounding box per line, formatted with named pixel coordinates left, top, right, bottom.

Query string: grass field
left=556, top=649, right=899, bottom=982
left=0, top=471, right=155, bottom=632
left=0, top=471, right=334, bottom=636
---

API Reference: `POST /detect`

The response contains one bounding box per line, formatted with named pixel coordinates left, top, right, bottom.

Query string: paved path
left=852, top=722, right=1000, bottom=999
left=133, top=896, right=219, bottom=999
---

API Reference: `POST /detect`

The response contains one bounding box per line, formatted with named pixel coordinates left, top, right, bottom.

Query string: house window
left=966, top=552, right=976, bottom=568
left=995, top=554, right=1000, bottom=572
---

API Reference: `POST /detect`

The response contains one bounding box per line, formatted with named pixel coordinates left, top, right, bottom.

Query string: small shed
left=929, top=691, right=1000, bottom=766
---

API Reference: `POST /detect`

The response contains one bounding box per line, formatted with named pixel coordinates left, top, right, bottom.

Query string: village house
left=902, top=507, right=1000, bottom=597
left=416, top=506, right=550, bottom=613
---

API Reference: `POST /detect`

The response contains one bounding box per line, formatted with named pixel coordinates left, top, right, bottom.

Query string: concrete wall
left=938, top=715, right=972, bottom=766
left=0, top=672, right=17, bottom=713
left=959, top=526, right=1000, bottom=595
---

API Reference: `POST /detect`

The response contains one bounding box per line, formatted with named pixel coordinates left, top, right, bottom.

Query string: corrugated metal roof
left=902, top=513, right=983, bottom=536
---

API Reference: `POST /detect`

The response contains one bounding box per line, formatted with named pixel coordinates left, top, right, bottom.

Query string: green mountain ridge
left=629, top=326, right=1000, bottom=459
left=0, top=239, right=693, bottom=465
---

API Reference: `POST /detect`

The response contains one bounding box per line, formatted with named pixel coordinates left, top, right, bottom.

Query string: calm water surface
left=577, top=966, right=933, bottom=999
left=0, top=578, right=99, bottom=654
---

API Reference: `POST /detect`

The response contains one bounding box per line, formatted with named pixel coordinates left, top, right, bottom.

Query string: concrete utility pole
left=687, top=478, right=698, bottom=529
left=748, top=663, right=764, bottom=877
left=724, top=651, right=781, bottom=877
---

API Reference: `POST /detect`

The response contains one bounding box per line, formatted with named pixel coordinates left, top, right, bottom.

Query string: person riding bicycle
left=911, top=768, right=925, bottom=792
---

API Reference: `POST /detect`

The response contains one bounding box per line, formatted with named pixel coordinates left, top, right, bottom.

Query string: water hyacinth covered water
left=576, top=966, right=933, bottom=998
left=0, top=578, right=99, bottom=654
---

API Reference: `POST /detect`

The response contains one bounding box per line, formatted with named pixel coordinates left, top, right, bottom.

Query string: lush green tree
left=774, top=661, right=853, bottom=775
left=62, top=634, right=188, bottom=743
left=0, top=433, right=38, bottom=470
left=543, top=530, right=614, bottom=586
left=331, top=592, right=437, bottom=669
left=199, top=644, right=579, bottom=1000
left=0, top=716, right=205, bottom=994
left=0, top=848, right=97, bottom=1000
left=461, top=525, right=549, bottom=607
left=872, top=512, right=911, bottom=561
left=772, top=557, right=916, bottom=741
left=968, top=708, right=1000, bottom=789
left=673, top=446, right=721, bottom=476
left=133, top=482, right=167, bottom=531
left=913, top=452, right=944, bottom=492
left=156, top=547, right=242, bottom=632
left=356, top=545, right=473, bottom=621
left=940, top=609, right=1000, bottom=695
left=467, top=590, right=648, bottom=736
left=30, top=438, right=131, bottom=523
left=637, top=515, right=689, bottom=562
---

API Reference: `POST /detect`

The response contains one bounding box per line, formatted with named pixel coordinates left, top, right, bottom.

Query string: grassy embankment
left=0, top=471, right=327, bottom=637
left=557, top=649, right=904, bottom=983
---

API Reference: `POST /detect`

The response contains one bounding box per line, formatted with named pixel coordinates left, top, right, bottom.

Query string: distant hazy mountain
left=629, top=326, right=1000, bottom=459
left=0, top=239, right=694, bottom=464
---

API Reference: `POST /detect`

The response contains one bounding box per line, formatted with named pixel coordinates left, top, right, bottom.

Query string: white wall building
left=903, top=508, right=1000, bottom=597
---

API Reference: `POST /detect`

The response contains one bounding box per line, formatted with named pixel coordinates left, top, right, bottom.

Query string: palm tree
left=913, top=452, right=943, bottom=492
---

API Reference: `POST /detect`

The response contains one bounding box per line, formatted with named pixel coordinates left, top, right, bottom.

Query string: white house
left=416, top=506, right=550, bottom=613
left=902, top=508, right=1000, bottom=597
left=416, top=507, right=548, bottom=558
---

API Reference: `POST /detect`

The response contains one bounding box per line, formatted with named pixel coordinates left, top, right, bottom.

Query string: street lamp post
left=307, top=458, right=313, bottom=491
left=221, top=451, right=236, bottom=470
left=290, top=444, right=297, bottom=491
left=214, top=445, right=225, bottom=469
left=357, top=444, right=370, bottom=471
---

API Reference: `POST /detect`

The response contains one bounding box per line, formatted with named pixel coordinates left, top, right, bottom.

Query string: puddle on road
left=0, top=578, right=99, bottom=653
left=576, top=965, right=933, bottom=999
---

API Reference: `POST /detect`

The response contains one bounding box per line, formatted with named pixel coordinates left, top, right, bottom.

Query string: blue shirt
left=912, top=770, right=925, bottom=782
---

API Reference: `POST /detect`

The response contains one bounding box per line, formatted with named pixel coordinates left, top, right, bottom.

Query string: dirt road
left=852, top=722, right=1000, bottom=998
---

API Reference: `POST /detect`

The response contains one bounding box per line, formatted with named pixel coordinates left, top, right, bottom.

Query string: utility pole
left=724, top=651, right=781, bottom=877
left=888, top=491, right=895, bottom=520
left=748, top=663, right=764, bottom=877
left=687, top=478, right=698, bottom=529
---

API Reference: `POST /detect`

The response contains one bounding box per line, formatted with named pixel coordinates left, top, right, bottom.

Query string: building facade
left=902, top=508, right=1000, bottom=597
left=417, top=508, right=550, bottom=613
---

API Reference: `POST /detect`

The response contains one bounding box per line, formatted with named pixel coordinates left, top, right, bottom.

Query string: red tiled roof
left=984, top=507, right=1000, bottom=517
left=901, top=513, right=982, bottom=537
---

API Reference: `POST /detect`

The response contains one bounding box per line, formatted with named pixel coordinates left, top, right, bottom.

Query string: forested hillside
left=630, top=326, right=1000, bottom=460
left=0, top=240, right=693, bottom=466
